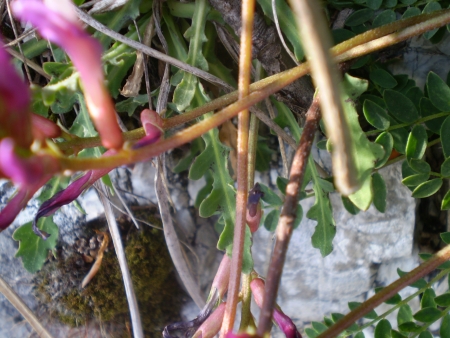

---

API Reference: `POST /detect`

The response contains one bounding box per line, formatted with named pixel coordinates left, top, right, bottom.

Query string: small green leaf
left=441, top=116, right=450, bottom=158
left=276, top=176, right=289, bottom=195
left=332, top=29, right=356, bottom=45
left=398, top=304, right=413, bottom=325
left=421, top=289, right=437, bottom=308
left=370, top=68, right=398, bottom=89
left=354, top=332, right=365, bottom=338
left=259, top=183, right=283, bottom=206
left=375, top=132, right=393, bottom=168
left=13, top=219, right=59, bottom=273
left=384, top=89, right=419, bottom=123
left=318, top=178, right=334, bottom=193
left=391, top=330, right=407, bottom=338
left=174, top=138, right=204, bottom=173
left=342, top=196, right=360, bottom=215
left=441, top=313, right=450, bottom=338
left=420, top=97, right=446, bottom=135
left=435, top=293, right=450, bottom=306
left=349, top=176, right=372, bottom=211
left=273, top=100, right=302, bottom=143
left=442, top=190, right=450, bottom=210
left=366, top=0, right=382, bottom=9
left=402, top=173, right=430, bottom=187
left=412, top=178, right=443, bottom=198
left=372, top=173, right=387, bottom=213
left=413, top=307, right=442, bottom=323
left=348, top=301, right=377, bottom=319
left=293, top=205, right=303, bottom=229
left=406, top=125, right=427, bottom=161
left=441, top=158, right=450, bottom=177
left=305, top=328, right=318, bottom=338
left=422, top=2, right=441, bottom=40
left=397, top=268, right=427, bottom=288
left=264, top=209, right=280, bottom=232
left=398, top=322, right=422, bottom=332
left=363, top=100, right=390, bottom=130
left=390, top=127, right=409, bottom=154
left=409, top=159, right=431, bottom=174
left=374, top=319, right=391, bottom=338
left=418, top=332, right=433, bottom=338
left=311, top=322, right=327, bottom=333
left=428, top=72, right=450, bottom=112
left=373, top=11, right=396, bottom=29
left=345, top=9, right=374, bottom=26
left=441, top=231, right=450, bottom=244
left=402, top=7, right=421, bottom=19
left=405, top=87, right=423, bottom=111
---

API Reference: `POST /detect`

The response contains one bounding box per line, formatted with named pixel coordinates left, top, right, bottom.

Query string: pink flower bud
left=12, top=0, right=123, bottom=149
left=0, top=40, right=32, bottom=148
left=31, top=113, right=61, bottom=140
left=192, top=302, right=226, bottom=338
left=133, top=109, right=163, bottom=149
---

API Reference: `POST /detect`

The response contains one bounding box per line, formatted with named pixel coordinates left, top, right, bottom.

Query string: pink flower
left=0, top=40, right=32, bottom=148
left=31, top=113, right=61, bottom=140
left=133, top=109, right=163, bottom=149
left=12, top=0, right=123, bottom=149
left=192, top=302, right=226, bottom=338
left=250, top=278, right=302, bottom=338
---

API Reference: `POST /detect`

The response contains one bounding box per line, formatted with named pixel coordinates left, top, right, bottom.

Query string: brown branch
left=257, top=96, right=321, bottom=336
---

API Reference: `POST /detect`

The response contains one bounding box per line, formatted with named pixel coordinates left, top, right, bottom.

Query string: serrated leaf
left=420, top=97, right=446, bottom=135
left=406, top=125, right=428, bottom=161
left=345, top=9, right=374, bottom=26
left=372, top=173, right=386, bottom=212
left=421, top=288, right=437, bottom=308
left=412, top=178, right=443, bottom=198
left=384, top=89, right=419, bottom=123
left=363, top=100, right=390, bottom=130
left=13, top=219, right=59, bottom=273
left=259, top=183, right=284, bottom=206
left=375, top=132, right=393, bottom=168
left=398, top=304, right=413, bottom=325
left=264, top=209, right=280, bottom=232
left=435, top=293, right=450, bottom=306
left=105, top=52, right=136, bottom=98
left=374, top=319, right=391, bottom=338
left=194, top=171, right=213, bottom=208
left=257, top=0, right=304, bottom=60
left=441, top=116, right=450, bottom=158
left=441, top=313, right=450, bottom=338
left=69, top=93, right=98, bottom=138
left=115, top=94, right=151, bottom=116
left=427, top=72, right=450, bottom=112
left=413, top=307, right=442, bottom=322
left=173, top=0, right=210, bottom=111
left=441, top=158, right=450, bottom=177
left=442, top=190, right=450, bottom=210
left=308, top=158, right=336, bottom=257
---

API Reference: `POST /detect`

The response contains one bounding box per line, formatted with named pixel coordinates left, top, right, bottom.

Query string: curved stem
left=317, top=244, right=450, bottom=338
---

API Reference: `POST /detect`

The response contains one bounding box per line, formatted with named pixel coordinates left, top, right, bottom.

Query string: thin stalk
left=0, top=276, right=54, bottom=338
left=58, top=10, right=450, bottom=172
left=96, top=181, right=144, bottom=338
left=220, top=0, right=255, bottom=335
left=317, top=244, right=450, bottom=338
left=257, top=97, right=321, bottom=337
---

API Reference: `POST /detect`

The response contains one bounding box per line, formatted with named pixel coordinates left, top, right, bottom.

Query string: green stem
left=316, top=244, right=450, bottom=338
left=365, top=112, right=450, bottom=136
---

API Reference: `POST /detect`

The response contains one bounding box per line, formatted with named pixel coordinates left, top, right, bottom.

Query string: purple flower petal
left=133, top=109, right=162, bottom=149
left=247, top=182, right=263, bottom=217
left=0, top=177, right=50, bottom=231
left=0, top=138, right=59, bottom=187
left=12, top=0, right=123, bottom=149
left=0, top=39, right=32, bottom=147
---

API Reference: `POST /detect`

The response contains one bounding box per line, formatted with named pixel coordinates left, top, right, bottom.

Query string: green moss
left=35, top=224, right=184, bottom=336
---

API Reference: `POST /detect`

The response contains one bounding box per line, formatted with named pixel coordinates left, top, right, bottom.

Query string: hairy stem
left=220, top=0, right=254, bottom=335
left=257, top=97, right=321, bottom=337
